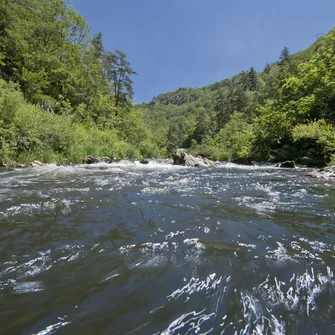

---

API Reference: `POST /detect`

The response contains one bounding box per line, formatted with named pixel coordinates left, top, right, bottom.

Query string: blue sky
left=71, top=0, right=335, bottom=103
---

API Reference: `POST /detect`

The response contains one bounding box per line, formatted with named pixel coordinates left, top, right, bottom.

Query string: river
left=0, top=161, right=334, bottom=335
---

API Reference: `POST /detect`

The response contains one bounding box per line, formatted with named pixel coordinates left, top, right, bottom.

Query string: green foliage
left=0, top=80, right=149, bottom=165
left=141, top=27, right=335, bottom=165
left=0, top=0, right=135, bottom=116
left=0, top=81, right=24, bottom=123
left=103, top=49, right=137, bottom=110
left=118, top=109, right=149, bottom=145
left=139, top=139, right=161, bottom=158
left=89, top=94, right=117, bottom=128
left=193, top=137, right=230, bottom=161
left=214, top=88, right=231, bottom=130
left=192, top=109, right=215, bottom=143
left=0, top=0, right=144, bottom=166
left=248, top=67, right=258, bottom=91
left=166, top=118, right=190, bottom=155
left=249, top=28, right=335, bottom=164
left=329, top=155, right=335, bottom=166
left=292, top=120, right=335, bottom=165
left=215, top=112, right=254, bottom=160
left=252, top=100, right=295, bottom=160
left=0, top=0, right=93, bottom=106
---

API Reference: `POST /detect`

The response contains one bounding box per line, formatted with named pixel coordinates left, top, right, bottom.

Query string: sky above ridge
left=71, top=0, right=335, bottom=103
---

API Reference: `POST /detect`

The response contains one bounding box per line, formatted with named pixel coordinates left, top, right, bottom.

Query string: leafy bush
left=191, top=137, right=230, bottom=161
left=0, top=80, right=144, bottom=165
left=139, top=139, right=161, bottom=158
left=292, top=119, right=335, bottom=165
left=215, top=111, right=254, bottom=161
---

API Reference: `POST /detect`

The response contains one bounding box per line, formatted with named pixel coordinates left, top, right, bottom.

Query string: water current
left=0, top=161, right=335, bottom=335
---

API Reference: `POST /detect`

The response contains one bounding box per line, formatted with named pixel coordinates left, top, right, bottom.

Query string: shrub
left=215, top=111, right=254, bottom=160
left=292, top=119, right=335, bottom=165
left=0, top=79, right=142, bottom=165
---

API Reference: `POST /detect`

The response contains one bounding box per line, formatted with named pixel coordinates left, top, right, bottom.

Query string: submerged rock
left=203, top=241, right=243, bottom=252
left=140, top=159, right=149, bottom=164
left=278, top=160, right=295, bottom=168
left=172, top=149, right=215, bottom=167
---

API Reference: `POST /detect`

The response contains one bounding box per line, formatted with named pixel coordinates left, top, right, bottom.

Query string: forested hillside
left=1, top=0, right=335, bottom=166
left=141, top=31, right=335, bottom=166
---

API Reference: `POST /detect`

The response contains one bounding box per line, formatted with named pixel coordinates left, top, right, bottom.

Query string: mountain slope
left=141, top=28, right=335, bottom=166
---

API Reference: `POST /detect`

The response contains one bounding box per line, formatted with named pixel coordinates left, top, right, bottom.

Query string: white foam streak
left=239, top=267, right=334, bottom=334
left=183, top=238, right=205, bottom=250
left=241, top=292, right=286, bottom=335
left=257, top=267, right=334, bottom=316
left=266, top=242, right=297, bottom=264
left=167, top=273, right=223, bottom=301
left=35, top=321, right=71, bottom=335
left=161, top=309, right=215, bottom=335
left=13, top=281, right=44, bottom=294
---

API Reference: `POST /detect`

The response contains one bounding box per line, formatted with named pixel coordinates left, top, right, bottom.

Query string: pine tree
left=214, top=88, right=231, bottom=130
left=238, top=70, right=249, bottom=90
left=232, top=85, right=247, bottom=113
left=279, top=47, right=290, bottom=64
left=193, top=110, right=214, bottom=143
left=264, top=63, right=271, bottom=74
left=248, top=67, right=258, bottom=91
left=103, top=50, right=137, bottom=112
left=92, top=32, right=104, bottom=60
left=278, top=46, right=296, bottom=81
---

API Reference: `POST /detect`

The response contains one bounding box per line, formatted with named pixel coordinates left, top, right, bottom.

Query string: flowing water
left=0, top=161, right=335, bottom=335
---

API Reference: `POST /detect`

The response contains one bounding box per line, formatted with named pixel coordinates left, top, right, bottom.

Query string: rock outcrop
left=278, top=161, right=296, bottom=168
left=173, top=149, right=215, bottom=167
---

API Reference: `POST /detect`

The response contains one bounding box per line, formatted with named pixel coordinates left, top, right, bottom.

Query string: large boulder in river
left=278, top=160, right=296, bottom=168
left=83, top=156, right=100, bottom=164
left=29, top=160, right=43, bottom=167
left=83, top=156, right=114, bottom=164
left=173, top=149, right=215, bottom=167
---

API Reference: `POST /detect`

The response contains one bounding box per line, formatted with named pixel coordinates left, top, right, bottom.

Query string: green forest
left=1, top=0, right=335, bottom=167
